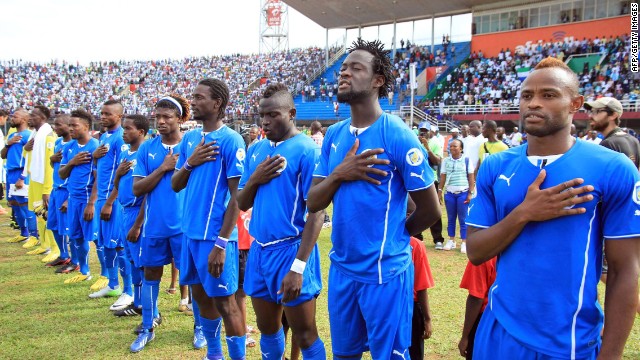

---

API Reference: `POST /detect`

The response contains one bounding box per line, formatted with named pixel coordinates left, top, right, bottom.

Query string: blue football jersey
left=117, top=149, right=143, bottom=208
left=466, top=140, right=640, bottom=358
left=96, top=127, right=127, bottom=201
left=6, top=129, right=32, bottom=170
left=132, top=136, right=184, bottom=238
left=313, top=113, right=435, bottom=284
left=239, top=134, right=319, bottom=245
left=61, top=138, right=99, bottom=202
left=52, top=138, right=71, bottom=189
left=176, top=126, right=244, bottom=241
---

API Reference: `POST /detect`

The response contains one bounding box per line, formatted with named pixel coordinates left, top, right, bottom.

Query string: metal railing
left=399, top=105, right=458, bottom=132
left=438, top=99, right=640, bottom=115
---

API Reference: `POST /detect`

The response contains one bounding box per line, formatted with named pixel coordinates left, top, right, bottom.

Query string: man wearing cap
left=586, top=97, right=640, bottom=169
left=445, top=128, right=462, bottom=155
left=418, top=123, right=445, bottom=249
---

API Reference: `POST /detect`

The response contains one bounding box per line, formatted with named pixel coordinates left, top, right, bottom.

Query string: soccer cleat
left=322, top=221, right=332, bottom=229
left=26, top=247, right=49, bottom=255
left=22, top=237, right=40, bottom=249
left=443, top=240, right=456, bottom=251
left=89, top=276, right=109, bottom=291
left=56, top=263, right=79, bottom=274
left=182, top=303, right=194, bottom=316
left=46, top=257, right=71, bottom=267
left=110, top=293, right=134, bottom=311
left=64, top=274, right=93, bottom=284
left=434, top=241, right=444, bottom=250
left=133, top=314, right=162, bottom=334
left=130, top=329, right=155, bottom=353
left=6, top=235, right=27, bottom=243
left=460, top=242, right=467, bottom=254
left=89, top=286, right=123, bottom=299
left=41, top=252, right=60, bottom=263
left=113, top=304, right=142, bottom=317
left=193, top=326, right=207, bottom=349
left=178, top=303, right=189, bottom=313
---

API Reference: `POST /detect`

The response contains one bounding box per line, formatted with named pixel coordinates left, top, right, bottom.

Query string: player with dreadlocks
left=307, top=38, right=441, bottom=358
left=172, top=78, right=246, bottom=360
left=129, top=94, right=200, bottom=352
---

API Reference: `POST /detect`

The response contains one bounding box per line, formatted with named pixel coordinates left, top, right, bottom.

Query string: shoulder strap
left=484, top=142, right=489, bottom=154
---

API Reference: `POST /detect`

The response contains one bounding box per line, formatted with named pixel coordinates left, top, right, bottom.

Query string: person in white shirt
left=509, top=127, right=523, bottom=146
left=462, top=120, right=486, bottom=171
left=585, top=130, right=602, bottom=144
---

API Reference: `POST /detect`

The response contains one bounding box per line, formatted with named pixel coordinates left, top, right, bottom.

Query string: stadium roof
left=285, top=0, right=544, bottom=29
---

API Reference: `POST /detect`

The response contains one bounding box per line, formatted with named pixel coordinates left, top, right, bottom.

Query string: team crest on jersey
left=405, top=147, right=424, bottom=166
left=130, top=159, right=137, bottom=171
left=361, top=149, right=377, bottom=168
left=561, top=187, right=578, bottom=209
left=276, top=157, right=287, bottom=173
left=121, top=144, right=129, bottom=152
left=633, top=181, right=640, bottom=205
left=104, top=143, right=110, bottom=151
left=236, top=148, right=246, bottom=162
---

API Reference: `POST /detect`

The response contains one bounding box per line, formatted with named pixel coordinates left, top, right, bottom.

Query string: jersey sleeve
left=225, top=133, right=245, bottom=179
left=42, top=134, right=56, bottom=194
left=389, top=122, right=434, bottom=191
left=602, top=155, right=640, bottom=239
left=132, top=142, right=149, bottom=178
left=238, top=144, right=255, bottom=191
left=466, top=156, right=497, bottom=229
left=313, top=126, right=332, bottom=179
left=301, top=143, right=320, bottom=201
left=61, top=142, right=71, bottom=166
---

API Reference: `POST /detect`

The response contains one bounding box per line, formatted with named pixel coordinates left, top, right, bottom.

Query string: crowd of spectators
left=0, top=47, right=330, bottom=120
left=424, top=34, right=637, bottom=114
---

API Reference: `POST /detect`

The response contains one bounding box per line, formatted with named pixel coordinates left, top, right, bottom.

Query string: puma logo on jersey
left=498, top=173, right=516, bottom=186
left=218, top=283, right=229, bottom=291
left=410, top=170, right=425, bottom=182
left=188, top=141, right=193, bottom=148
left=468, top=203, right=474, bottom=216
left=252, top=152, right=259, bottom=162
left=634, top=210, right=640, bottom=216
left=261, top=351, right=270, bottom=358
left=148, top=153, right=157, bottom=159
left=331, top=142, right=339, bottom=152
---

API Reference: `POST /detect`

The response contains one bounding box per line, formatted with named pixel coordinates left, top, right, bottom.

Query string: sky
left=0, top=0, right=471, bottom=64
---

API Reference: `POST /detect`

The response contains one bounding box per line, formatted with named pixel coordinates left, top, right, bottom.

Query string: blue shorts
left=96, top=199, right=123, bottom=249
left=244, top=240, right=322, bottom=307
left=7, top=169, right=28, bottom=203
left=121, top=206, right=143, bottom=268
left=67, top=197, right=98, bottom=241
left=47, top=188, right=69, bottom=235
left=328, top=264, right=413, bottom=359
left=473, top=308, right=600, bottom=360
left=180, top=237, right=238, bottom=298
left=140, top=233, right=182, bottom=268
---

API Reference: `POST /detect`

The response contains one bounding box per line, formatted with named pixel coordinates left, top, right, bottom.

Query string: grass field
left=1, top=203, right=639, bottom=359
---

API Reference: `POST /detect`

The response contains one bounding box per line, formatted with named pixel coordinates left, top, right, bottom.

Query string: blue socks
left=141, top=279, right=160, bottom=330
left=260, top=327, right=285, bottom=360
left=192, top=295, right=201, bottom=327
left=25, top=209, right=37, bottom=237
left=131, top=265, right=142, bottom=308
left=226, top=335, right=246, bottom=360
left=53, top=231, right=69, bottom=260
left=94, top=241, right=108, bottom=277
left=302, top=337, right=327, bottom=360
left=200, top=316, right=223, bottom=360
left=74, top=238, right=90, bottom=275
left=69, top=237, right=78, bottom=266
left=13, top=205, right=27, bottom=237
left=104, top=247, right=119, bottom=289
left=117, top=249, right=132, bottom=296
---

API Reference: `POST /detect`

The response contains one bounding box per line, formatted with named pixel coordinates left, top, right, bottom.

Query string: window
left=529, top=7, right=539, bottom=27
left=481, top=15, right=491, bottom=34
left=596, top=0, right=608, bottom=18
left=539, top=6, right=550, bottom=26
left=584, top=0, right=595, bottom=20
left=550, top=4, right=562, bottom=25
left=500, top=12, right=510, bottom=31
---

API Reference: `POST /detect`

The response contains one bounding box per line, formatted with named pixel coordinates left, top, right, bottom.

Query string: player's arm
left=406, top=187, right=440, bottom=237
left=307, top=139, right=389, bottom=213
left=467, top=170, right=594, bottom=265
left=417, top=289, right=432, bottom=340
left=101, top=185, right=119, bottom=221
left=171, top=137, right=218, bottom=192
left=126, top=197, right=146, bottom=243
left=598, top=238, right=640, bottom=359
left=208, top=177, right=240, bottom=278
left=458, top=295, right=484, bottom=357
left=279, top=210, right=324, bottom=303
left=133, top=149, right=177, bottom=196
left=83, top=169, right=98, bottom=221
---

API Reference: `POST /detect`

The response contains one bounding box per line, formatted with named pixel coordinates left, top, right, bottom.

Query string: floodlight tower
left=259, top=0, right=289, bottom=54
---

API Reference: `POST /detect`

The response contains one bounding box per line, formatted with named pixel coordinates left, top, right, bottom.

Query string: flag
left=517, top=67, right=531, bottom=80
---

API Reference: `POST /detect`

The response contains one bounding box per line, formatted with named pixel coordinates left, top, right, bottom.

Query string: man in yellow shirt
left=17, top=105, right=57, bottom=261
left=476, top=120, right=509, bottom=178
